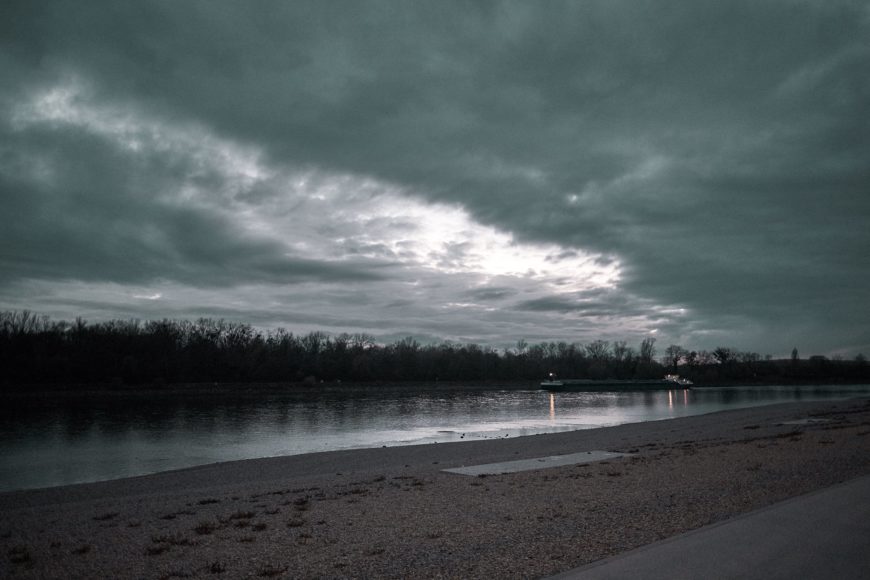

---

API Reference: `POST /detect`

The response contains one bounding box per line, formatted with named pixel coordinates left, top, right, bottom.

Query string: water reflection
left=1, top=384, right=869, bottom=492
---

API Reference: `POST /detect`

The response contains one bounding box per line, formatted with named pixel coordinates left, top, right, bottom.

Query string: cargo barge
left=541, top=374, right=692, bottom=391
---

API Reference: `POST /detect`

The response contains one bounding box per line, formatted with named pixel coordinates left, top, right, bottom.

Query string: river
left=1, top=384, right=868, bottom=492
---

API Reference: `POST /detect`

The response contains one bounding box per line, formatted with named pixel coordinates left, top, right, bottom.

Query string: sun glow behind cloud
left=324, top=188, right=622, bottom=292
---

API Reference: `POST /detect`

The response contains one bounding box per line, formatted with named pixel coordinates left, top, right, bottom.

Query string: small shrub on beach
left=93, top=512, right=119, bottom=521
left=72, top=544, right=91, bottom=555
left=207, top=561, right=226, bottom=574
left=296, top=532, right=313, bottom=546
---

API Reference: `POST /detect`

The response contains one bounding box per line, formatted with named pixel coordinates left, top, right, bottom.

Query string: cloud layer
left=1, top=1, right=868, bottom=356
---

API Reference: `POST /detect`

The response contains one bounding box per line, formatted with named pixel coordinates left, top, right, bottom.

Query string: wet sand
left=2, top=397, right=869, bottom=579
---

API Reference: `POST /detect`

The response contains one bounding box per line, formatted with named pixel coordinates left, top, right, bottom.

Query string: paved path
left=442, top=450, right=629, bottom=476
left=550, top=475, right=870, bottom=580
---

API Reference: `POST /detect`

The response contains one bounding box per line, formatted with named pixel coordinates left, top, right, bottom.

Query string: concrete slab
left=780, top=418, right=830, bottom=425
left=548, top=474, right=870, bottom=580
left=442, top=450, right=628, bottom=476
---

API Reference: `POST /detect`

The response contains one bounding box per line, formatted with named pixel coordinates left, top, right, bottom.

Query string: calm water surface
left=1, top=384, right=868, bottom=492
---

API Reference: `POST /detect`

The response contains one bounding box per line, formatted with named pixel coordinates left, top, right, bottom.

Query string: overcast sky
left=1, top=1, right=868, bottom=357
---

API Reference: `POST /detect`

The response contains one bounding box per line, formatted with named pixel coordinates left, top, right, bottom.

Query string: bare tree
left=612, top=340, right=629, bottom=361
left=585, top=340, right=611, bottom=361
left=663, top=344, right=688, bottom=371
left=350, top=333, right=376, bottom=351
left=713, top=346, right=735, bottom=364
left=639, top=337, right=657, bottom=364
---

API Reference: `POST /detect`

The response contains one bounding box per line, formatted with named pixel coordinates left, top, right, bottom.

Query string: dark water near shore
left=1, top=384, right=868, bottom=492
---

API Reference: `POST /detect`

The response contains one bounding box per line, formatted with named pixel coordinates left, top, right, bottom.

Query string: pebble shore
left=2, top=397, right=869, bottom=579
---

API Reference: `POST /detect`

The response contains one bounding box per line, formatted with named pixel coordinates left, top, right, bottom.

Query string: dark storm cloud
left=1, top=0, right=868, bottom=354
left=465, top=287, right=517, bottom=302
left=515, top=297, right=585, bottom=314
left=514, top=289, right=652, bottom=319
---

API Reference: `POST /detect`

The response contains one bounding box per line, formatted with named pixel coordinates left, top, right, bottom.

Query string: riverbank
left=2, top=398, right=869, bottom=579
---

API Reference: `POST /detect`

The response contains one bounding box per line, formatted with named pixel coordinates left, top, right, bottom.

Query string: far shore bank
left=2, top=397, right=868, bottom=579
left=0, top=380, right=538, bottom=397
left=3, top=378, right=869, bottom=398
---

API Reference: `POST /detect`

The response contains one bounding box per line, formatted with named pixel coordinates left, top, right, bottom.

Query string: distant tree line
left=1, top=311, right=867, bottom=388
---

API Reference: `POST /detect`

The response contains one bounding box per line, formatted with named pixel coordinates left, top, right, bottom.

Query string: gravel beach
left=2, top=397, right=869, bottom=579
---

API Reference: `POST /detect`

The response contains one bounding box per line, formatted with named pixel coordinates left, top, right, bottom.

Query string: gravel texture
left=1, top=397, right=869, bottom=579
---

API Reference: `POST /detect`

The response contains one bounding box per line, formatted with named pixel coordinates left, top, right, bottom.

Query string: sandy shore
left=2, top=398, right=869, bottom=579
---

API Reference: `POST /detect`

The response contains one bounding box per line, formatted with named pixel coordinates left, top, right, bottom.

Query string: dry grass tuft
left=72, top=544, right=92, bottom=555
left=193, top=520, right=220, bottom=535
left=258, top=563, right=288, bottom=577
left=8, top=545, right=33, bottom=565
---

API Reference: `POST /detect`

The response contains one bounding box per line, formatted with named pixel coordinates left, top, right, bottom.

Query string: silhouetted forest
left=1, top=311, right=867, bottom=388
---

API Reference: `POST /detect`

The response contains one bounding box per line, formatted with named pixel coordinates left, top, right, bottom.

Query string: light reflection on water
left=1, top=384, right=868, bottom=492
